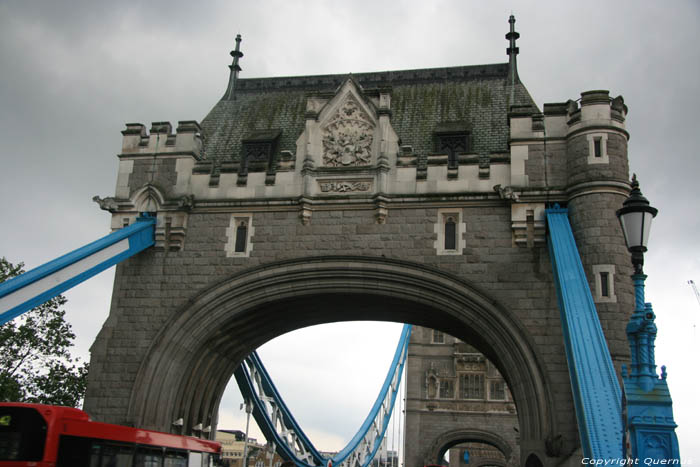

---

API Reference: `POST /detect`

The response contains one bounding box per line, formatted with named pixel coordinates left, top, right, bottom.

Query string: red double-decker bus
left=0, top=403, right=221, bottom=466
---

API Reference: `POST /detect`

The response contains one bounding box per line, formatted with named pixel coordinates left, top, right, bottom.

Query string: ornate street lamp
left=615, top=174, right=679, bottom=462
left=616, top=174, right=658, bottom=275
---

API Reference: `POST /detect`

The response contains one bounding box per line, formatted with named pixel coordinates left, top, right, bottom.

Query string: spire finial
left=506, top=15, right=519, bottom=58
left=224, top=34, right=244, bottom=101
left=506, top=15, right=520, bottom=101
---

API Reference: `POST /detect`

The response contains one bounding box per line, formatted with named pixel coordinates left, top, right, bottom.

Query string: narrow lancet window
left=600, top=271, right=609, bottom=297
left=594, top=137, right=602, bottom=158
left=235, top=221, right=248, bottom=253
left=445, top=217, right=457, bottom=250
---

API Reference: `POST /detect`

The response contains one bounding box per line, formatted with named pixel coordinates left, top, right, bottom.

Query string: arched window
left=436, top=209, right=463, bottom=255
left=525, top=453, right=543, bottom=467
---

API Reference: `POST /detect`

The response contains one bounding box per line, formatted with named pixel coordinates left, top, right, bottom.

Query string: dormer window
left=243, top=141, right=273, bottom=166
left=238, top=130, right=281, bottom=185
left=438, top=134, right=468, bottom=168
left=434, top=122, right=469, bottom=169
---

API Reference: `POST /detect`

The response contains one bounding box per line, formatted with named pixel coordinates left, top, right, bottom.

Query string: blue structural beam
left=0, top=215, right=155, bottom=326
left=332, top=324, right=411, bottom=467
left=235, top=351, right=326, bottom=466
left=234, top=324, right=412, bottom=467
left=546, top=207, right=623, bottom=461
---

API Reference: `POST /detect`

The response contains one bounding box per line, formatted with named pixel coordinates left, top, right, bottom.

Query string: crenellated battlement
left=120, top=120, right=202, bottom=158
left=566, top=90, right=628, bottom=136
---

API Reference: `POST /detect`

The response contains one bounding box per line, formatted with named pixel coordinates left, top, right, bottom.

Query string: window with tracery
left=439, top=379, right=454, bottom=399
left=460, top=373, right=484, bottom=399
left=489, top=380, right=506, bottom=400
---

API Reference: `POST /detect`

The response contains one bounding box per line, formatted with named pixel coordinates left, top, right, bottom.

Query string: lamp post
left=615, top=174, right=679, bottom=463
left=616, top=175, right=658, bottom=390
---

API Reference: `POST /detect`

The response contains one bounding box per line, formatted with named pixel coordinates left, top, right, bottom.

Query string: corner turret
left=565, top=90, right=629, bottom=190
left=563, top=91, right=635, bottom=377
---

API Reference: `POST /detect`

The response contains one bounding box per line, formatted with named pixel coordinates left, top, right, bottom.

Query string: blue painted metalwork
left=234, top=324, right=412, bottom=467
left=622, top=274, right=680, bottom=462
left=0, top=214, right=155, bottom=325
left=234, top=351, right=324, bottom=466
left=546, top=206, right=622, bottom=461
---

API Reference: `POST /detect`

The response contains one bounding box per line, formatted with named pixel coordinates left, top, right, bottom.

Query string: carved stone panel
left=318, top=179, right=372, bottom=193
left=322, top=95, right=374, bottom=167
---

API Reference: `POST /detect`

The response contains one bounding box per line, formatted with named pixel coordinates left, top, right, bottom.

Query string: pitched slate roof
left=200, top=63, right=537, bottom=162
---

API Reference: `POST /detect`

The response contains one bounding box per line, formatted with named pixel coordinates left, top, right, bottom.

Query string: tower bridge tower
left=84, top=17, right=636, bottom=466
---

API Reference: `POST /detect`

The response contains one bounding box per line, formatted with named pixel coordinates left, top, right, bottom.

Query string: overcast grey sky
left=1, top=0, right=698, bottom=461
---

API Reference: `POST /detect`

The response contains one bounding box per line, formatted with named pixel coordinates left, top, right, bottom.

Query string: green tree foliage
left=0, top=257, right=89, bottom=407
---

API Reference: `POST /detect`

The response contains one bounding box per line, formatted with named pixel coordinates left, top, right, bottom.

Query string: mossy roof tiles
left=200, top=63, right=537, bottom=161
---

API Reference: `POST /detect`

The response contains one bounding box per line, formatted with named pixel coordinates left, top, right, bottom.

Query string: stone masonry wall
left=85, top=203, right=579, bottom=458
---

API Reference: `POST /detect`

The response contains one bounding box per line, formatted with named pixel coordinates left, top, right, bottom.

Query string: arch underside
left=431, top=428, right=513, bottom=466
left=126, top=256, right=556, bottom=454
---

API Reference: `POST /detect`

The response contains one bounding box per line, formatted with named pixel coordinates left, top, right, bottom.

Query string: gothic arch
left=131, top=183, right=166, bottom=212
left=126, top=256, right=555, bottom=449
left=429, top=428, right=514, bottom=465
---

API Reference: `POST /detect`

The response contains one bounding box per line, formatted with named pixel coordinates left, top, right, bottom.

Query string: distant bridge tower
left=404, top=327, right=519, bottom=466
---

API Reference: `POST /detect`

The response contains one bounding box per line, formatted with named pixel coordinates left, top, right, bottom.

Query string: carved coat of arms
left=322, top=96, right=374, bottom=167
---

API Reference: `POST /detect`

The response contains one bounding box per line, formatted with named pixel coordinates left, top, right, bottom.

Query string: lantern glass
left=619, top=210, right=654, bottom=250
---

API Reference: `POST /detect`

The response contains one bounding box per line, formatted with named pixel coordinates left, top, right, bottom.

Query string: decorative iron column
left=616, top=175, right=680, bottom=463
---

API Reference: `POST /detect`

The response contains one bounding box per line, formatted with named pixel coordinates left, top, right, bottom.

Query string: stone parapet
left=120, top=120, right=202, bottom=159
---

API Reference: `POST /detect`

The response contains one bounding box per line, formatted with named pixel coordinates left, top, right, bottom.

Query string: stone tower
left=84, top=17, right=635, bottom=466
left=404, top=326, right=519, bottom=466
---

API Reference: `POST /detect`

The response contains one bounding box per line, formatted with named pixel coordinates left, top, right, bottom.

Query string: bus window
left=98, top=442, right=134, bottom=467
left=164, top=449, right=188, bottom=467
left=0, top=406, right=47, bottom=461
left=56, top=435, right=92, bottom=466
left=134, top=446, right=164, bottom=467
left=188, top=452, right=202, bottom=466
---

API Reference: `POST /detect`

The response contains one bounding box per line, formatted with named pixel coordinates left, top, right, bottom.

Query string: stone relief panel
left=322, top=95, right=374, bottom=167
left=318, top=179, right=372, bottom=193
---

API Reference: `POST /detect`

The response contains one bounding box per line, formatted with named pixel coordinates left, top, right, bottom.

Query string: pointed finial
left=506, top=15, right=520, bottom=104
left=506, top=15, right=520, bottom=59
left=224, top=34, right=244, bottom=101
left=232, top=34, right=243, bottom=71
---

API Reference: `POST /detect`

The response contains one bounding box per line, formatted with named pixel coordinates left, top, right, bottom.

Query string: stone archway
left=125, top=256, right=555, bottom=454
left=429, top=428, right=514, bottom=465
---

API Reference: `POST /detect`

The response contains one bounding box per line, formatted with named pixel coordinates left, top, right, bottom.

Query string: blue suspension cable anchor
left=546, top=206, right=622, bottom=460
left=0, top=214, right=156, bottom=325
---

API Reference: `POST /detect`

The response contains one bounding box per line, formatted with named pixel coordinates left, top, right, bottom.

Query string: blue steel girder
left=0, top=215, right=155, bottom=326
left=546, top=207, right=623, bottom=460
left=233, top=324, right=412, bottom=467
